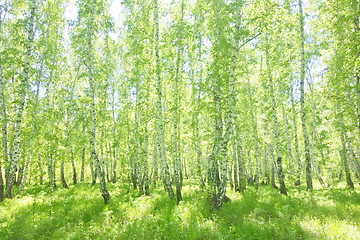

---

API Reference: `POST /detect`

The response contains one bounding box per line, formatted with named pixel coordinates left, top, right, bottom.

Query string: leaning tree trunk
left=265, top=37, right=287, bottom=195
left=298, top=0, right=313, bottom=190
left=6, top=0, right=36, bottom=198
left=154, top=0, right=174, bottom=199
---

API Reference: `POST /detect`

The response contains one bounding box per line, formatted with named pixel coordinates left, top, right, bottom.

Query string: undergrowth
left=0, top=180, right=359, bottom=239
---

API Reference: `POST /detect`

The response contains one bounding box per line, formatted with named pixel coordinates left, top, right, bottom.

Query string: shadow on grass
left=1, top=180, right=359, bottom=239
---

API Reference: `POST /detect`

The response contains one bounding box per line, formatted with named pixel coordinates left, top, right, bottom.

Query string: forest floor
left=0, top=179, right=359, bottom=240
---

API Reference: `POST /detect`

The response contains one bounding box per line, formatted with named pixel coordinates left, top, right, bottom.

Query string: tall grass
left=0, top=180, right=359, bottom=239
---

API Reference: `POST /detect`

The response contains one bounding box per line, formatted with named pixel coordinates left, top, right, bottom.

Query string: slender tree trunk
left=0, top=0, right=10, bottom=202
left=38, top=153, right=43, bottom=185
left=248, top=79, right=260, bottom=189
left=298, top=0, right=313, bottom=190
left=337, top=105, right=354, bottom=189
left=81, top=147, right=85, bottom=182
left=291, top=83, right=301, bottom=187
left=229, top=164, right=233, bottom=190
left=263, top=144, right=270, bottom=184
left=282, top=95, right=294, bottom=182
left=269, top=143, right=278, bottom=189
left=111, top=143, right=117, bottom=183
left=70, top=144, right=77, bottom=185
left=346, top=135, right=360, bottom=176
left=86, top=1, right=110, bottom=203
left=235, top=121, right=246, bottom=193
left=89, top=148, right=96, bottom=185
left=6, top=0, right=36, bottom=198
left=111, top=83, right=117, bottom=183
left=22, top=71, right=42, bottom=186
left=60, top=154, right=69, bottom=189
left=172, top=0, right=185, bottom=203
left=154, top=0, right=174, bottom=199
left=153, top=134, right=158, bottom=186
left=265, top=37, right=287, bottom=195
left=135, top=83, right=143, bottom=195
left=144, top=123, right=150, bottom=196
left=309, top=81, right=325, bottom=187
left=46, top=150, right=53, bottom=186
left=232, top=135, right=239, bottom=192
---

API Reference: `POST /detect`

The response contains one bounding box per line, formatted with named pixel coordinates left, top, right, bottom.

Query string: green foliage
left=1, top=181, right=359, bottom=239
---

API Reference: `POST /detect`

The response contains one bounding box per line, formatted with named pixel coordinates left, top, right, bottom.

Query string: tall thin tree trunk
left=135, top=82, right=143, bottom=195
left=309, top=80, right=325, bottom=187
left=248, top=79, right=260, bottom=190
left=235, top=121, right=246, bottom=193
left=38, top=153, right=43, bottom=185
left=89, top=148, right=96, bottom=185
left=263, top=144, right=270, bottom=184
left=60, top=153, right=69, bottom=189
left=70, top=144, right=77, bottom=185
left=0, top=0, right=10, bottom=202
left=153, top=134, right=158, bottom=186
left=22, top=70, right=42, bottom=186
left=298, top=0, right=313, bottom=191
left=337, top=105, right=354, bottom=189
left=291, top=83, right=301, bottom=187
left=265, top=37, right=287, bottom=195
left=232, top=135, right=239, bottom=192
left=172, top=0, right=185, bottom=203
left=81, top=147, right=85, bottom=182
left=154, top=0, right=174, bottom=199
left=6, top=0, right=36, bottom=198
left=281, top=95, right=294, bottom=182
left=346, top=135, right=360, bottom=176
left=86, top=1, right=110, bottom=203
left=144, top=122, right=150, bottom=196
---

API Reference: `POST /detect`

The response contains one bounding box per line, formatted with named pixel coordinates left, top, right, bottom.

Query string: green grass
left=0, top=180, right=359, bottom=239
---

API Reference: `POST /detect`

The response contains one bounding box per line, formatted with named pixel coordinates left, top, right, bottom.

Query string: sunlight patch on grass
left=300, top=216, right=360, bottom=240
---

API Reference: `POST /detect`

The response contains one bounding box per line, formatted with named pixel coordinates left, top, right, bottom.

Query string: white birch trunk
left=265, top=37, right=287, bottom=195
left=86, top=1, right=110, bottom=203
left=6, top=0, right=36, bottom=198
left=154, top=0, right=174, bottom=199
left=298, top=0, right=313, bottom=190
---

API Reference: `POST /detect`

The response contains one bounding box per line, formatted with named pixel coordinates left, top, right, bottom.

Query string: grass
left=0, top=180, right=359, bottom=239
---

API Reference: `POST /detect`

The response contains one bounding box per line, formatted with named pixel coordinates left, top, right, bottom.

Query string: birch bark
left=6, top=0, right=36, bottom=198
left=154, top=0, right=174, bottom=199
left=298, top=0, right=313, bottom=190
